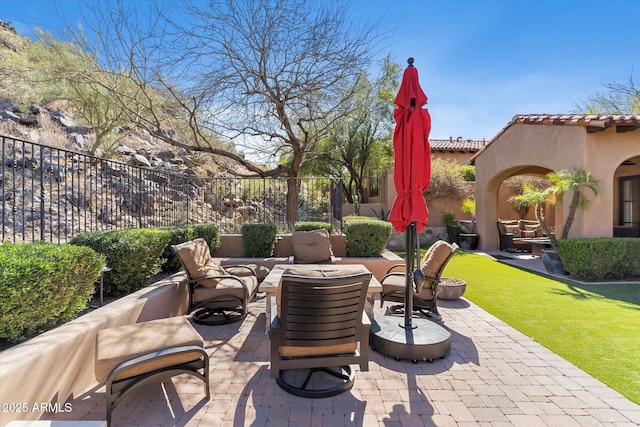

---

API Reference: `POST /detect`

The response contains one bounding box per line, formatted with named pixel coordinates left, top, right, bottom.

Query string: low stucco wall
left=0, top=273, right=189, bottom=424
left=212, top=233, right=347, bottom=258
left=214, top=249, right=402, bottom=283
left=0, top=252, right=401, bottom=424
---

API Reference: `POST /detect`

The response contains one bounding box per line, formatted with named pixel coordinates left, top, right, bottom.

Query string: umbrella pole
left=403, top=222, right=416, bottom=328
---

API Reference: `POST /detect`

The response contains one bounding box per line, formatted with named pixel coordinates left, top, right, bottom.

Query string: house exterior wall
left=475, top=123, right=640, bottom=251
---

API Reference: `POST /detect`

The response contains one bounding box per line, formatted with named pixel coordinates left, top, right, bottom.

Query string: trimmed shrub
left=0, top=242, right=105, bottom=341
left=343, top=216, right=392, bottom=257
left=159, top=223, right=221, bottom=272
left=557, top=238, right=640, bottom=281
left=241, top=223, right=279, bottom=257
left=70, top=228, right=171, bottom=296
left=293, top=221, right=333, bottom=233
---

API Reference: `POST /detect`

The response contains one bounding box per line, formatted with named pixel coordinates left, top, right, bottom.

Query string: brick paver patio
left=47, top=288, right=640, bottom=427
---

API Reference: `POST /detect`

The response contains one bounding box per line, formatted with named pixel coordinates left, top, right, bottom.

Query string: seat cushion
left=193, top=274, right=258, bottom=303
left=291, top=229, right=334, bottom=264
left=95, top=316, right=204, bottom=384
left=280, top=342, right=358, bottom=358
left=193, top=260, right=228, bottom=288
left=382, top=273, right=435, bottom=300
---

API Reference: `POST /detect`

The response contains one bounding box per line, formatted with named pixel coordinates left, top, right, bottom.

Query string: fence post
left=40, top=145, right=46, bottom=241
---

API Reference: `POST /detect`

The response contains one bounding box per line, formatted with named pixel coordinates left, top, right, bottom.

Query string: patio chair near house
left=288, top=229, right=336, bottom=264
left=380, top=240, right=457, bottom=321
left=270, top=269, right=371, bottom=397
left=172, top=238, right=260, bottom=325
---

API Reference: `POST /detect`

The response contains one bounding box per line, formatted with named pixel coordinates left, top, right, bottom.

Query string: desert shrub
left=293, top=221, right=333, bottom=233
left=241, top=223, right=278, bottom=257
left=557, top=238, right=640, bottom=281
left=70, top=228, right=171, bottom=296
left=0, top=242, right=105, bottom=341
left=159, top=223, right=221, bottom=272
left=343, top=216, right=392, bottom=257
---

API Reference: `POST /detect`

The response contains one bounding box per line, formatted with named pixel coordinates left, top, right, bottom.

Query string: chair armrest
left=189, top=274, right=249, bottom=292
left=380, top=271, right=405, bottom=284
left=385, top=263, right=406, bottom=274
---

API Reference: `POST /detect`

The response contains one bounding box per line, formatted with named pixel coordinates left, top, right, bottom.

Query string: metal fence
left=1, top=135, right=343, bottom=243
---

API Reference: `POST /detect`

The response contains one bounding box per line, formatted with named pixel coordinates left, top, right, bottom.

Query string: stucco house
left=472, top=114, right=640, bottom=251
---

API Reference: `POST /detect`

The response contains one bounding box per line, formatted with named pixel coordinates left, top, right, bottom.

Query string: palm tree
left=547, top=168, right=600, bottom=240
left=508, top=168, right=600, bottom=250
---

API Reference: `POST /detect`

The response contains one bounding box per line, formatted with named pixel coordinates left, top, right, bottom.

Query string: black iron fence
left=1, top=135, right=345, bottom=243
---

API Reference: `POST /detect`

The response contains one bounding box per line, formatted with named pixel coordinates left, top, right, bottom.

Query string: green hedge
left=241, top=223, right=279, bottom=257
left=557, top=238, right=640, bottom=281
left=293, top=221, right=333, bottom=233
left=0, top=242, right=105, bottom=341
left=159, top=223, right=221, bottom=272
left=70, top=228, right=171, bottom=296
left=343, top=216, right=392, bottom=257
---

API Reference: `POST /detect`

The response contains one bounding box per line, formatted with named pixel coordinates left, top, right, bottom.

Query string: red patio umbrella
left=388, top=59, right=432, bottom=233
left=388, top=58, right=432, bottom=328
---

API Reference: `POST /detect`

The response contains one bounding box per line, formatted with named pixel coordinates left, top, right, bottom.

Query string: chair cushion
left=193, top=274, right=259, bottom=303
left=194, top=260, right=228, bottom=288
left=291, top=229, right=334, bottom=264
left=175, top=238, right=212, bottom=278
left=421, top=241, right=453, bottom=279
left=95, top=316, right=204, bottom=384
left=280, top=342, right=358, bottom=358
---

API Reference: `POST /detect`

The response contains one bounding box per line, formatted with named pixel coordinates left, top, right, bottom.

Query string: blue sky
left=2, top=0, right=639, bottom=141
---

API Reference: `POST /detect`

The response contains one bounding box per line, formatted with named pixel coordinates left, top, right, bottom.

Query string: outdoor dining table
left=258, top=264, right=382, bottom=335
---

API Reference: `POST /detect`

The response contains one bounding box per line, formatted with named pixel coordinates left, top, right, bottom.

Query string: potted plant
left=458, top=196, right=479, bottom=250
left=509, top=168, right=600, bottom=273
left=442, top=210, right=460, bottom=245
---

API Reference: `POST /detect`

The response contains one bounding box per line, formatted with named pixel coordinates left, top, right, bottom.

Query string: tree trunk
left=561, top=191, right=581, bottom=240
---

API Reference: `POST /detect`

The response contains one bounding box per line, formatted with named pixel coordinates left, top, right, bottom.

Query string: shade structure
left=370, top=58, right=450, bottom=363
left=388, top=59, right=432, bottom=233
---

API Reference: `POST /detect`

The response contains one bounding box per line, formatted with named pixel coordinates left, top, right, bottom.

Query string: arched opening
left=613, top=155, right=640, bottom=237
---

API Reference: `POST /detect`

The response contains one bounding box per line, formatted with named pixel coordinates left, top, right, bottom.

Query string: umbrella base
left=369, top=315, right=451, bottom=363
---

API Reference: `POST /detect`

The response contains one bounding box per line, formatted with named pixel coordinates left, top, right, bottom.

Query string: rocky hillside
left=0, top=19, right=228, bottom=179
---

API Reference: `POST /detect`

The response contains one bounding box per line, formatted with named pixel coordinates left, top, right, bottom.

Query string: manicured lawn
left=441, top=252, right=640, bottom=404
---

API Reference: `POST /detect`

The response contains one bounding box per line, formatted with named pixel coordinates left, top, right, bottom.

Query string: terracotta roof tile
left=430, top=138, right=487, bottom=152
left=469, top=114, right=640, bottom=164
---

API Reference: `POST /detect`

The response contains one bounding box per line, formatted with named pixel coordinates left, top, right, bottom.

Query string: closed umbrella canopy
left=388, top=61, right=432, bottom=233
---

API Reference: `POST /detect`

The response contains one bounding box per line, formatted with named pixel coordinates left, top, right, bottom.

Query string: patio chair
left=172, top=238, right=259, bottom=325
left=95, top=316, right=209, bottom=426
left=380, top=240, right=457, bottom=321
left=288, top=229, right=336, bottom=264
left=270, top=268, right=371, bottom=397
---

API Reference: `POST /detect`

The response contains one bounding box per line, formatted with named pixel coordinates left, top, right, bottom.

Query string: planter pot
left=459, top=233, right=479, bottom=250
left=540, top=248, right=566, bottom=275
left=437, top=277, right=466, bottom=300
